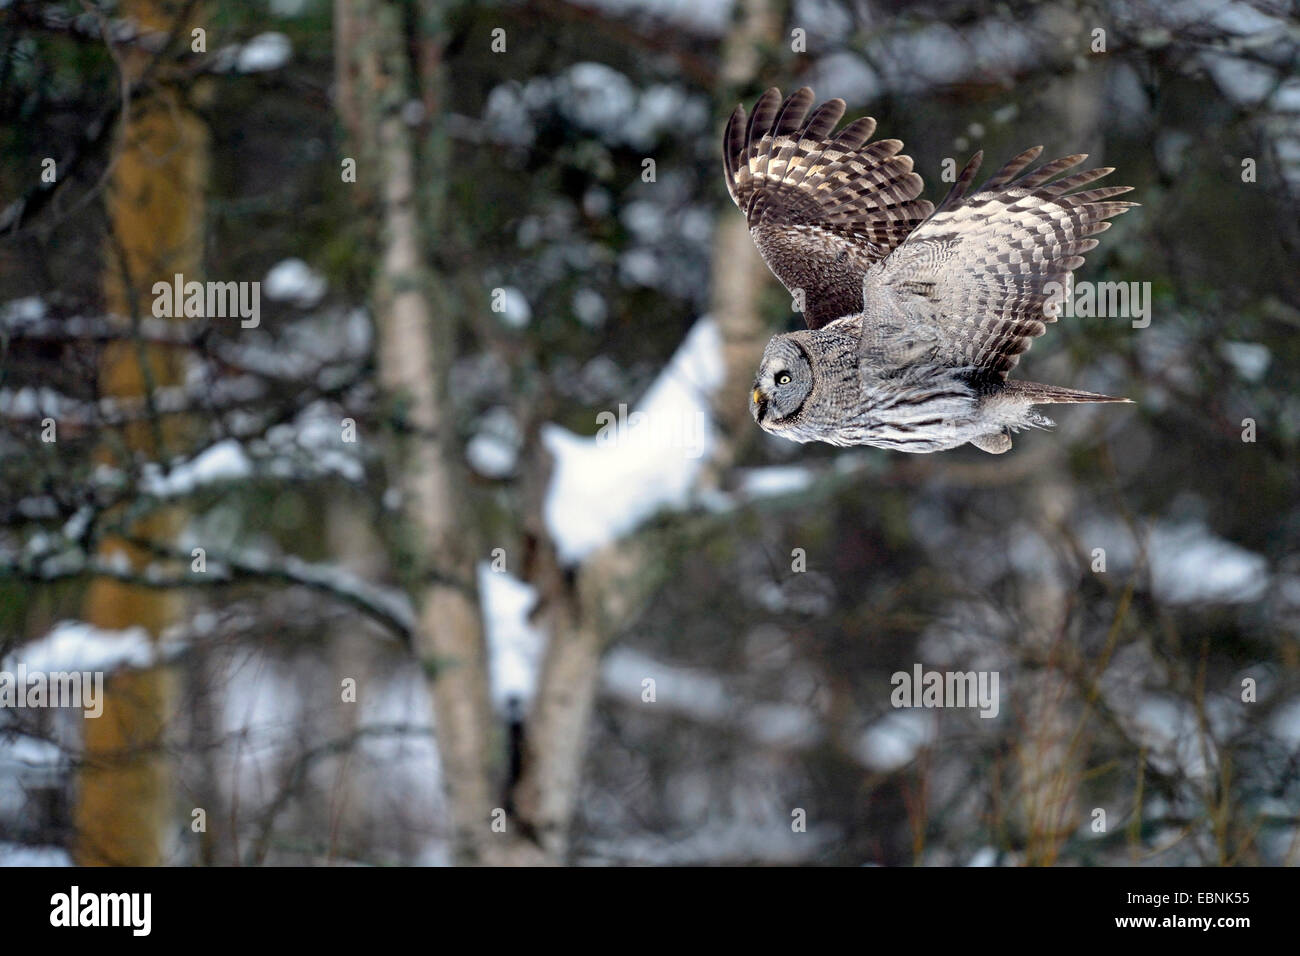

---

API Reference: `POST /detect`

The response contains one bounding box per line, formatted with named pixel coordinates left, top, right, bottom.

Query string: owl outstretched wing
left=724, top=87, right=934, bottom=330
left=859, top=148, right=1136, bottom=379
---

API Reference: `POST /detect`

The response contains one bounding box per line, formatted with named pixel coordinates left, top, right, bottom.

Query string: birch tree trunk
left=510, top=538, right=649, bottom=862
left=340, top=0, right=793, bottom=866
left=338, top=0, right=497, bottom=865
left=502, top=0, right=788, bottom=863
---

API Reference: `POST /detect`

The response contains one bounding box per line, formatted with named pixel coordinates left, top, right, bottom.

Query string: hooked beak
left=751, top=387, right=768, bottom=423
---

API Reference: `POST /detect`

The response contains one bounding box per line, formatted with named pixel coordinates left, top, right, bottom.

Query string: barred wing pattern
left=724, top=87, right=934, bottom=329
left=859, top=148, right=1137, bottom=380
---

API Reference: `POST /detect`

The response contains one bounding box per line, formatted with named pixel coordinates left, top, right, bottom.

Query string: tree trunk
left=1014, top=65, right=1105, bottom=865
left=703, top=0, right=784, bottom=485
left=507, top=0, right=787, bottom=863
left=339, top=0, right=497, bottom=865
left=76, top=0, right=207, bottom=866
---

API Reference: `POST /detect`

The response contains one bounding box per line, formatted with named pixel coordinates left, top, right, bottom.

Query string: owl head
left=751, top=334, right=814, bottom=431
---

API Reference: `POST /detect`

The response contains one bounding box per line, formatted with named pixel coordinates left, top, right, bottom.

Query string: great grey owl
left=725, top=87, right=1135, bottom=454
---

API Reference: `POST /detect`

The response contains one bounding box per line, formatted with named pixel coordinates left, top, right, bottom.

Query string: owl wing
left=859, top=148, right=1136, bottom=379
left=724, top=88, right=934, bottom=330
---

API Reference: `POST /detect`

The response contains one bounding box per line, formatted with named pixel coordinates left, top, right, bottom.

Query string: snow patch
left=494, top=287, right=532, bottom=329
left=141, top=439, right=253, bottom=496
left=235, top=33, right=292, bottom=73
left=478, top=564, right=546, bottom=711
left=737, top=466, right=815, bottom=499
left=856, top=711, right=937, bottom=771
left=264, top=258, right=327, bottom=308
left=4, top=620, right=156, bottom=673
left=1219, top=341, right=1270, bottom=381
left=467, top=407, right=521, bottom=478
left=543, top=317, right=723, bottom=563
left=0, top=842, right=72, bottom=867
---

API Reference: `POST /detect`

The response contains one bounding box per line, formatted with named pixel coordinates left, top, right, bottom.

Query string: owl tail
left=1004, top=381, right=1133, bottom=405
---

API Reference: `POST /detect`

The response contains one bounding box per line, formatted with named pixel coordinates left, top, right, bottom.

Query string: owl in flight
left=725, top=87, right=1135, bottom=454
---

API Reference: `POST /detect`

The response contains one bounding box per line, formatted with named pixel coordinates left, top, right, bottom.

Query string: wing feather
left=723, top=87, right=933, bottom=329
left=860, top=149, right=1137, bottom=379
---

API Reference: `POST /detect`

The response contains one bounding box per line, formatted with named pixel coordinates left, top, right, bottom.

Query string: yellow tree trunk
left=75, top=0, right=207, bottom=866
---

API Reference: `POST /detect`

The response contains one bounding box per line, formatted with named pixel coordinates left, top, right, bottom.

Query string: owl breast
left=843, top=366, right=982, bottom=452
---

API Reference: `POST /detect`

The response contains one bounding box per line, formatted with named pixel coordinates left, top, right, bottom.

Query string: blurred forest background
left=1, top=0, right=1298, bottom=866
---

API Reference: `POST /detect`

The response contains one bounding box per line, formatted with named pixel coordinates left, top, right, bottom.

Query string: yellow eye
left=775, top=372, right=792, bottom=386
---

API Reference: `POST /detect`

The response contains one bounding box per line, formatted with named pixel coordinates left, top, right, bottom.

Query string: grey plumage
left=727, top=87, right=1136, bottom=454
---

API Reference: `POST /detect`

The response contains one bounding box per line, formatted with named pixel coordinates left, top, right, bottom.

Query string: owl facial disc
left=751, top=335, right=813, bottom=429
